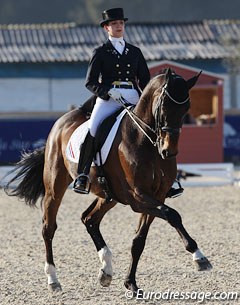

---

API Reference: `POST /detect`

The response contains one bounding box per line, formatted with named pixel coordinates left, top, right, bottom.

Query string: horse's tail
left=4, top=147, right=45, bottom=207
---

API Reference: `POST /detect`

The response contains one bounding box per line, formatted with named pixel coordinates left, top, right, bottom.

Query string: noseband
left=154, top=83, right=190, bottom=136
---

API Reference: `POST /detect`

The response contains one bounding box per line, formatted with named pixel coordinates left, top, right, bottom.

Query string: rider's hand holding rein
left=108, top=88, right=122, bottom=101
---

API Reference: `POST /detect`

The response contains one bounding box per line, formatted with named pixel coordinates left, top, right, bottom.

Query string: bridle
left=118, top=81, right=189, bottom=147
left=154, top=83, right=190, bottom=138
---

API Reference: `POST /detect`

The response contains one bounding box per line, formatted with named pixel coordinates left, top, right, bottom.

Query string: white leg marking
left=192, top=249, right=205, bottom=261
left=44, top=262, right=58, bottom=285
left=98, top=246, right=113, bottom=276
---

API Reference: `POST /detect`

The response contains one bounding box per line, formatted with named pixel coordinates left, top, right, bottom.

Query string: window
left=184, top=87, right=218, bottom=125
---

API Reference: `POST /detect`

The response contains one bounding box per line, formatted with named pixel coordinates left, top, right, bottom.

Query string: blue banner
left=224, top=115, right=240, bottom=158
left=1, top=115, right=239, bottom=163
left=0, top=119, right=55, bottom=163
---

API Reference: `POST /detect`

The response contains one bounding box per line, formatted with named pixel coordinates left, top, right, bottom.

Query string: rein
left=117, top=97, right=158, bottom=146
left=118, top=83, right=189, bottom=147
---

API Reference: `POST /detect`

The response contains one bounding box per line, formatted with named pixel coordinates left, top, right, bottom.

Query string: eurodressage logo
left=124, top=289, right=239, bottom=303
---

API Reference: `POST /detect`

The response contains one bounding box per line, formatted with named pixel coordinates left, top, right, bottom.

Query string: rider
left=73, top=7, right=150, bottom=193
left=73, top=7, right=183, bottom=199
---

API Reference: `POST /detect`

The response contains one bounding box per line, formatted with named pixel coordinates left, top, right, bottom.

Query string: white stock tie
left=115, top=40, right=124, bottom=54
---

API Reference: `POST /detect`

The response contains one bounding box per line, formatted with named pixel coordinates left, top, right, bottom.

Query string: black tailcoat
left=85, top=40, right=150, bottom=100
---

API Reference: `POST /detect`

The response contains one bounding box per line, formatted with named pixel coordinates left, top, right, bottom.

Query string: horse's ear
left=165, top=68, right=172, bottom=83
left=187, top=71, right=202, bottom=89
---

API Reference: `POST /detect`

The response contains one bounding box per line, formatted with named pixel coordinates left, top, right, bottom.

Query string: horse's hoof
left=98, top=269, right=112, bottom=287
left=48, top=282, right=62, bottom=292
left=124, top=280, right=140, bottom=297
left=194, top=257, right=213, bottom=271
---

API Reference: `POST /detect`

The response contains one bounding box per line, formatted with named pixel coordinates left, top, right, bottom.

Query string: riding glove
left=108, top=88, right=122, bottom=101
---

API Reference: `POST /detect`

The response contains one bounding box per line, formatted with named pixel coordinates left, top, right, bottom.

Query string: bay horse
left=5, top=68, right=212, bottom=294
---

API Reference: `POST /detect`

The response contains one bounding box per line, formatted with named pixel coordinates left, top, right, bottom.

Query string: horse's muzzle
left=160, top=148, right=178, bottom=159
left=158, top=133, right=179, bottom=159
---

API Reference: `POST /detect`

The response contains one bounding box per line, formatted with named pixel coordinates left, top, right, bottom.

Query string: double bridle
left=154, top=83, right=190, bottom=138
left=120, top=82, right=190, bottom=147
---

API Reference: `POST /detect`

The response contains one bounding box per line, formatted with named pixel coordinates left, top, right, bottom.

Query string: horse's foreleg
left=81, top=197, right=117, bottom=287
left=139, top=204, right=212, bottom=272
left=161, top=204, right=212, bottom=271
left=130, top=187, right=212, bottom=271
left=124, top=214, right=154, bottom=294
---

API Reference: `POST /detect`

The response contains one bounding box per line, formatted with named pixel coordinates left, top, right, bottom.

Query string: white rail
left=0, top=163, right=237, bottom=188
left=178, top=163, right=234, bottom=186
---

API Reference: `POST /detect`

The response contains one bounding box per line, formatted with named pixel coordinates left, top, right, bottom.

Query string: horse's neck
left=134, top=75, right=164, bottom=124
left=120, top=96, right=155, bottom=151
left=120, top=76, right=165, bottom=147
left=134, top=93, right=154, bottom=126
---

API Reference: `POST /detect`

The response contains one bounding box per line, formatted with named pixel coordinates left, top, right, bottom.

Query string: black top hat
left=100, top=8, right=128, bottom=27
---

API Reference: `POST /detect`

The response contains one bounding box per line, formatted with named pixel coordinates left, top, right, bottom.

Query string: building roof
left=0, top=20, right=239, bottom=63
left=149, top=60, right=224, bottom=80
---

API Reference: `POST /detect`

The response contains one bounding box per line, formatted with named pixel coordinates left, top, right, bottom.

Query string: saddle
left=69, top=97, right=129, bottom=200
left=93, top=107, right=126, bottom=201
left=79, top=94, right=126, bottom=154
left=80, top=95, right=124, bottom=151
left=94, top=107, right=124, bottom=153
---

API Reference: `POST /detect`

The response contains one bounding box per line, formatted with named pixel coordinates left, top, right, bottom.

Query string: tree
left=221, top=35, right=240, bottom=109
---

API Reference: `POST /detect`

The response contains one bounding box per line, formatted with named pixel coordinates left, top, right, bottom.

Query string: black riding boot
left=73, top=132, right=95, bottom=194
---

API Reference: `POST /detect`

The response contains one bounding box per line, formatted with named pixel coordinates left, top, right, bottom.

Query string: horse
left=5, top=68, right=212, bottom=294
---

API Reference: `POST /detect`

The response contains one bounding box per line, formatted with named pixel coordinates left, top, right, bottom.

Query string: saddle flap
left=94, top=107, right=124, bottom=153
left=66, top=109, right=127, bottom=166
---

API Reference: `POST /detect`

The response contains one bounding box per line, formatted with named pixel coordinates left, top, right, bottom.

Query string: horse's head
left=153, top=68, right=201, bottom=159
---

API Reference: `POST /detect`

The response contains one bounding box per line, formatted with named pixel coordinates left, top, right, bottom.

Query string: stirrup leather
left=73, top=174, right=91, bottom=194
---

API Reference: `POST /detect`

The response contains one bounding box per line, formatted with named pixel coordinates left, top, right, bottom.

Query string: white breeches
left=88, top=88, right=139, bottom=137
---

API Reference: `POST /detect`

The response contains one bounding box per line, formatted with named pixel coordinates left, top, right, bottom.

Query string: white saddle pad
left=66, top=109, right=127, bottom=166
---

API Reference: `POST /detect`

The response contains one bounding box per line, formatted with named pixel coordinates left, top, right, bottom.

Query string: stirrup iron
left=166, top=179, right=184, bottom=198
left=73, top=174, right=91, bottom=194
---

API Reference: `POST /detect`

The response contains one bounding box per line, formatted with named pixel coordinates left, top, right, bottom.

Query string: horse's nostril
left=161, top=148, right=178, bottom=159
left=162, top=149, right=168, bottom=158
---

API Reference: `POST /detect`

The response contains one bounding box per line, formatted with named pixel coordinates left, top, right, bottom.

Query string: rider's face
left=104, top=20, right=125, bottom=38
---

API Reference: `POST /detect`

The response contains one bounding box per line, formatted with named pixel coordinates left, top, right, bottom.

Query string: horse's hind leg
left=42, top=163, right=71, bottom=291
left=81, top=197, right=117, bottom=287
left=125, top=214, right=154, bottom=294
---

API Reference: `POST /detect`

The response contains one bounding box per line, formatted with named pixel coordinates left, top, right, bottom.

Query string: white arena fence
left=0, top=163, right=238, bottom=189
left=178, top=163, right=235, bottom=187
